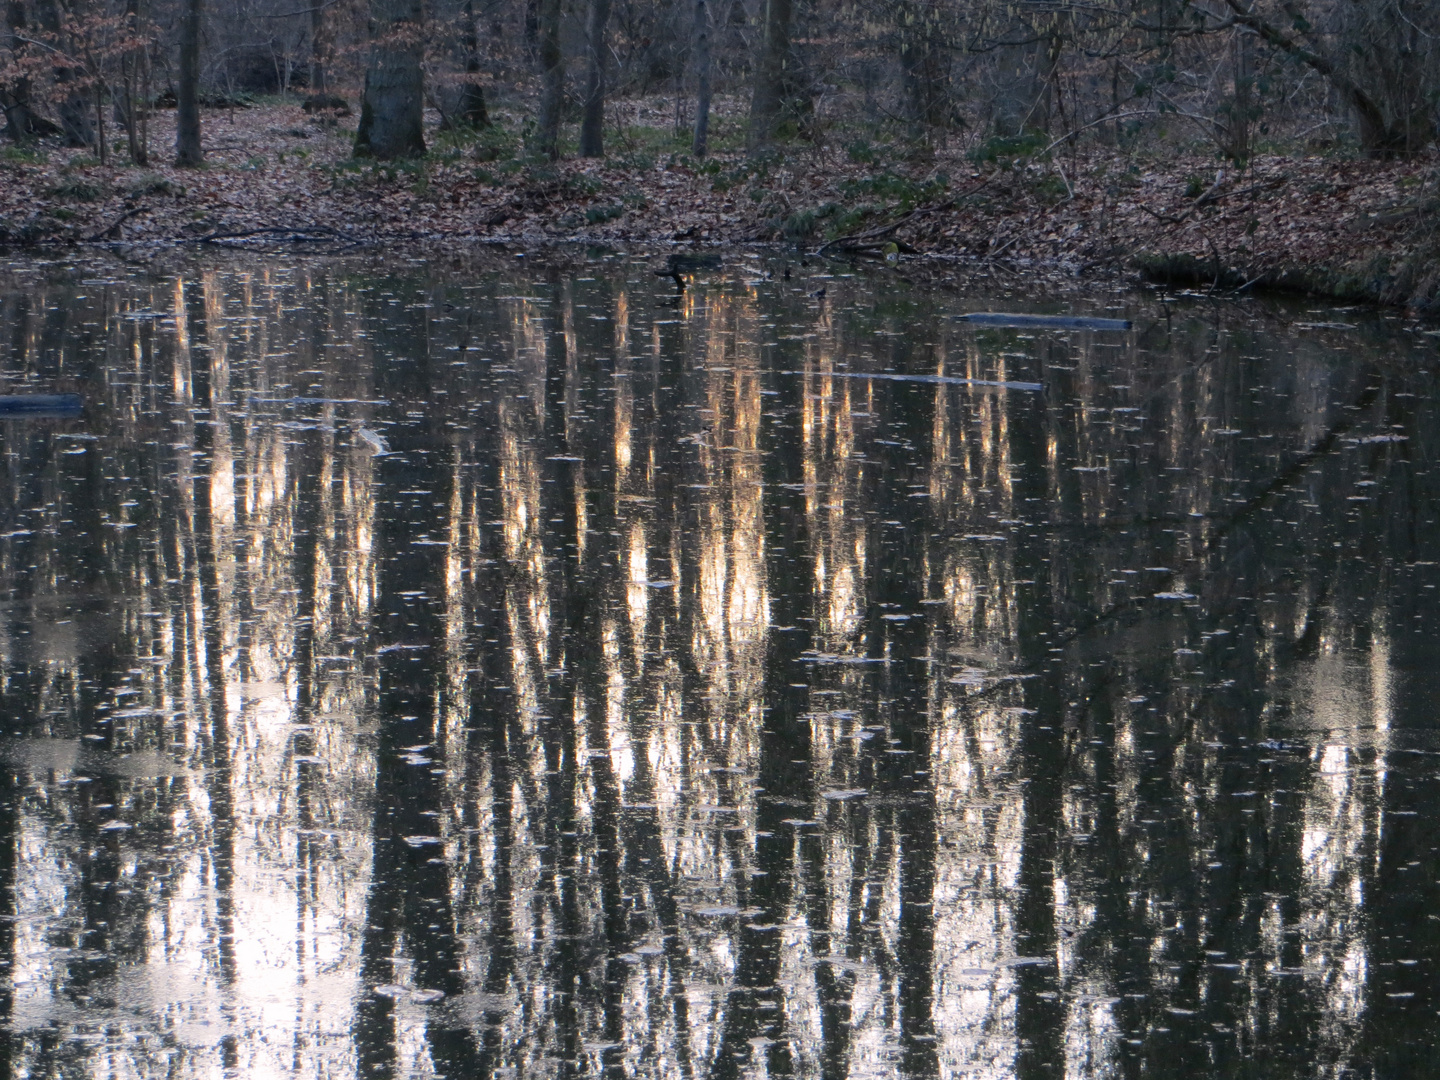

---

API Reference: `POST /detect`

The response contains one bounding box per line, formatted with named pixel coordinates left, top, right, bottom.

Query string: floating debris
left=357, top=428, right=391, bottom=455
left=957, top=313, right=1132, bottom=331
left=775, top=369, right=1042, bottom=391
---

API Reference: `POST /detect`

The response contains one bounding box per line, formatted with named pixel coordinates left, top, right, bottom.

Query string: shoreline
left=2, top=101, right=1435, bottom=313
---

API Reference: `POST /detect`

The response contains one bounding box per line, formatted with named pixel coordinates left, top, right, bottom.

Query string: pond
left=0, top=250, right=1437, bottom=1079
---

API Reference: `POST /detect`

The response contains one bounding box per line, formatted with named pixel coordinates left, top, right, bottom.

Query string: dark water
left=0, top=251, right=1437, bottom=1079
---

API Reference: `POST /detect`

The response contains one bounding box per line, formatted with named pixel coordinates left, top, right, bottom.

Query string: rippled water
left=0, top=251, right=1437, bottom=1078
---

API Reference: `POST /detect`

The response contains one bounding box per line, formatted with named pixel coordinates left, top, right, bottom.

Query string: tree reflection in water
left=0, top=254, right=1436, bottom=1078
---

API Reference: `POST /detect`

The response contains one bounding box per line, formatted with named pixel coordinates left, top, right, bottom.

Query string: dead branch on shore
left=185, top=225, right=355, bottom=245
left=84, top=206, right=148, bottom=242
left=816, top=174, right=994, bottom=255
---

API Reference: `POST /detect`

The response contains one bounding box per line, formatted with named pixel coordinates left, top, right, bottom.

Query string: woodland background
left=1, top=0, right=1438, bottom=306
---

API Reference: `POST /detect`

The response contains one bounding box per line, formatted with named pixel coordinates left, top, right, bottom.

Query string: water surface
left=0, top=253, right=1438, bottom=1079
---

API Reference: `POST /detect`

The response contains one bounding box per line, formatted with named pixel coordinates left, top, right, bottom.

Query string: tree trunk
left=36, top=0, right=94, bottom=149
left=2, top=0, right=61, bottom=142
left=174, top=0, right=202, bottom=165
left=992, top=24, right=1061, bottom=137
left=456, top=0, right=489, bottom=127
left=121, top=0, right=148, bottom=164
left=523, top=0, right=538, bottom=60
left=354, top=0, right=426, bottom=159
left=309, top=0, right=330, bottom=93
left=578, top=0, right=611, bottom=156
left=532, top=0, right=563, bottom=159
left=990, top=32, right=1059, bottom=137
left=691, top=0, right=711, bottom=156
left=1219, top=27, right=1253, bottom=165
left=0, top=86, right=50, bottom=143
left=898, top=3, right=946, bottom=133
left=92, top=74, right=106, bottom=165
left=748, top=0, right=792, bottom=153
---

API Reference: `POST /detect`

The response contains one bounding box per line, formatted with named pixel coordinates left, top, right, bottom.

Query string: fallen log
left=187, top=226, right=350, bottom=245
left=0, top=394, right=83, bottom=416
left=957, top=313, right=1133, bottom=331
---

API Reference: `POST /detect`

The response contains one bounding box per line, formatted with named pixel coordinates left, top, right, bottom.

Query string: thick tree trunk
left=1218, top=27, right=1253, bottom=164
left=455, top=0, right=489, bottom=127
left=691, top=0, right=711, bottom=156
left=892, top=2, right=950, bottom=131
left=0, top=86, right=54, bottom=142
left=532, top=0, right=563, bottom=159
left=992, top=27, right=1060, bottom=137
left=354, top=0, right=425, bottom=159
left=748, top=0, right=792, bottom=153
left=3, top=0, right=61, bottom=142
left=174, top=0, right=202, bottom=165
left=578, top=0, right=610, bottom=156
left=35, top=0, right=94, bottom=148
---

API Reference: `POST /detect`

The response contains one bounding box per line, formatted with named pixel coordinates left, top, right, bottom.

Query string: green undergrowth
left=43, top=178, right=107, bottom=202
left=2, top=145, right=47, bottom=166
left=967, top=130, right=1049, bottom=167
left=769, top=168, right=951, bottom=241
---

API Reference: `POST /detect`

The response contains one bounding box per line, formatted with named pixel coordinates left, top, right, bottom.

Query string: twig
left=985, top=232, right=1022, bottom=261
left=1138, top=203, right=1187, bottom=226
left=251, top=0, right=342, bottom=17
left=84, top=205, right=147, bottom=241
left=1236, top=269, right=1270, bottom=292
left=1203, top=233, right=1227, bottom=293
left=1198, top=175, right=1288, bottom=206
left=1040, top=110, right=1155, bottom=156
left=1054, top=160, right=1074, bottom=202
left=1191, top=169, right=1227, bottom=207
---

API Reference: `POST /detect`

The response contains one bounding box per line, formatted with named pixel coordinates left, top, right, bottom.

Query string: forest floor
left=3, top=98, right=1438, bottom=310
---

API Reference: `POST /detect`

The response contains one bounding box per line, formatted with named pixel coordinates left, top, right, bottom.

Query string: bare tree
left=119, top=0, right=148, bottom=164
left=690, top=0, right=710, bottom=156
left=1214, top=0, right=1437, bottom=156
